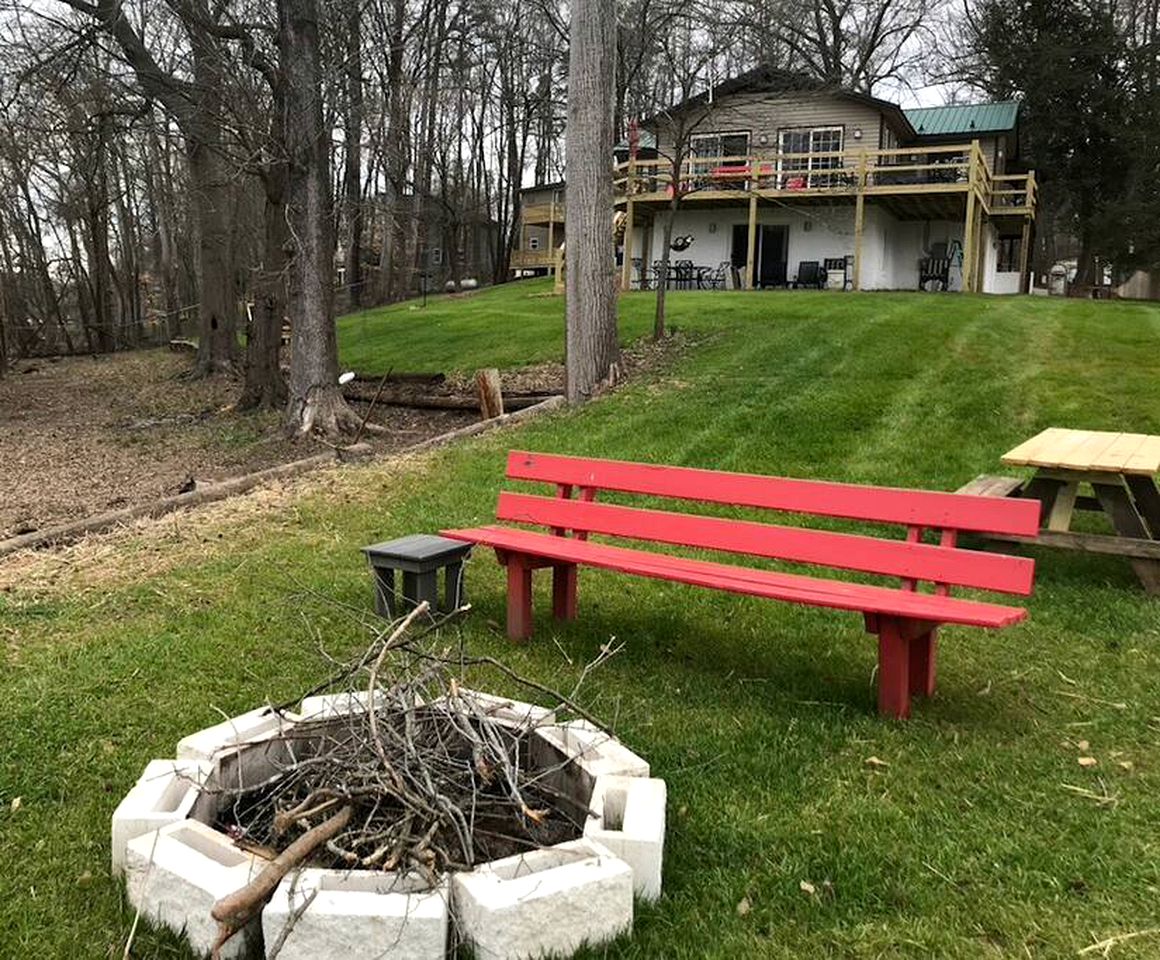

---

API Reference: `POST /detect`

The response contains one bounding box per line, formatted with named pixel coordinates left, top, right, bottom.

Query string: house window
left=778, top=126, right=844, bottom=188
left=528, top=236, right=541, bottom=251
left=689, top=131, right=750, bottom=182
left=997, top=237, right=1021, bottom=272
left=430, top=246, right=444, bottom=266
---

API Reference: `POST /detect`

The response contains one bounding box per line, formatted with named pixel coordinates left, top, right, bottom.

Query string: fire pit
left=112, top=689, right=666, bottom=959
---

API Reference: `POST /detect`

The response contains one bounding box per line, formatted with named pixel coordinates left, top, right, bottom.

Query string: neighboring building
left=509, top=182, right=565, bottom=277
left=350, top=193, right=500, bottom=295
left=512, top=68, right=1037, bottom=294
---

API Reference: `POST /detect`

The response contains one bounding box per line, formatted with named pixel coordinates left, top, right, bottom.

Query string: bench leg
left=908, top=628, right=938, bottom=698
left=877, top=618, right=911, bottom=719
left=552, top=563, right=578, bottom=621
left=506, top=555, right=534, bottom=641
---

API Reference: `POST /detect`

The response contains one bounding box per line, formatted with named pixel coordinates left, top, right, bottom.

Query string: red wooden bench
left=442, top=451, right=1039, bottom=718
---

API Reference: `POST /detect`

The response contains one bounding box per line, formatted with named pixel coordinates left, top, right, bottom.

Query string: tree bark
left=343, top=1, right=364, bottom=311
left=654, top=197, right=678, bottom=340
left=279, top=0, right=360, bottom=438
left=239, top=170, right=290, bottom=410
left=564, top=0, right=619, bottom=404
left=187, top=138, right=240, bottom=374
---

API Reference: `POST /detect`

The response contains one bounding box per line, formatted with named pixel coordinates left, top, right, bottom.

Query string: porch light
left=853, top=128, right=863, bottom=140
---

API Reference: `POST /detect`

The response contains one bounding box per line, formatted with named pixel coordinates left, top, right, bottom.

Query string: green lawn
left=5, top=282, right=1160, bottom=958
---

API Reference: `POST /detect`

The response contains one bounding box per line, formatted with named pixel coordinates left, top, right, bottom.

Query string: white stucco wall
left=629, top=205, right=1022, bottom=294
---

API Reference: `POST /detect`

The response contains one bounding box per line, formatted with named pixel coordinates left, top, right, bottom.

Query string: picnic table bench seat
left=443, top=451, right=1040, bottom=718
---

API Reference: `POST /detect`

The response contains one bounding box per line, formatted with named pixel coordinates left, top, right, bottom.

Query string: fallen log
left=0, top=395, right=567, bottom=559
left=344, top=392, right=558, bottom=412
left=0, top=452, right=338, bottom=558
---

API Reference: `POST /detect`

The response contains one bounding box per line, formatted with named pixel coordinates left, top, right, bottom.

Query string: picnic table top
left=1001, top=428, right=1160, bottom=476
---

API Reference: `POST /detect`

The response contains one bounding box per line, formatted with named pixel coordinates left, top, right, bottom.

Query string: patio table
left=981, top=428, right=1160, bottom=593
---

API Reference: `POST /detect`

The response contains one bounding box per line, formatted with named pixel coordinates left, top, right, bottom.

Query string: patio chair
left=823, top=257, right=850, bottom=290
left=791, top=261, right=826, bottom=289
left=700, top=262, right=730, bottom=289
left=918, top=246, right=951, bottom=291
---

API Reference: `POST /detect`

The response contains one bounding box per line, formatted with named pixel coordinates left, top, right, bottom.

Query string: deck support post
left=962, top=177, right=978, bottom=294
left=620, top=154, right=637, bottom=292
left=852, top=152, right=867, bottom=291
left=745, top=185, right=758, bottom=290
left=620, top=197, right=635, bottom=292
left=506, top=555, right=534, bottom=640
left=1018, top=218, right=1032, bottom=294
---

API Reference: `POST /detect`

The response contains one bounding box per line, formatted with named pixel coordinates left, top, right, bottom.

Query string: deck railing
left=613, top=141, right=1036, bottom=215
left=520, top=202, right=565, bottom=225
left=510, top=248, right=558, bottom=270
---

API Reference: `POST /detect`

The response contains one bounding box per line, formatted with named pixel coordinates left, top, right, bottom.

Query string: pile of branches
left=206, top=601, right=619, bottom=957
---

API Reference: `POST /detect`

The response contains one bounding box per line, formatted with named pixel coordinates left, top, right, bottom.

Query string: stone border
left=263, top=869, right=450, bottom=960
left=584, top=775, right=667, bottom=902
left=452, top=838, right=633, bottom=960
left=116, top=688, right=664, bottom=960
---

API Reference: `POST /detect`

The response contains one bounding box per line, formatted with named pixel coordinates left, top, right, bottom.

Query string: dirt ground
left=0, top=349, right=477, bottom=539
left=0, top=335, right=686, bottom=542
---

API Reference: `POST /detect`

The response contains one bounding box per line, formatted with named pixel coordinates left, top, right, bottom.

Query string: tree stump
left=476, top=368, right=504, bottom=420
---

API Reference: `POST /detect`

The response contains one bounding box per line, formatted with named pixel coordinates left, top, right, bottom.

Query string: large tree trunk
left=343, top=1, right=364, bottom=311
left=280, top=0, right=360, bottom=438
left=564, top=0, right=619, bottom=404
left=239, top=173, right=290, bottom=410
left=187, top=140, right=240, bottom=374
left=377, top=0, right=409, bottom=303
left=147, top=125, right=182, bottom=340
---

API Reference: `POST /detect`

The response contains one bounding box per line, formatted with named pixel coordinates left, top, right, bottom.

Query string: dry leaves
left=736, top=896, right=751, bottom=917
left=1078, top=757, right=1098, bottom=768
left=864, top=756, right=890, bottom=769
left=800, top=880, right=816, bottom=896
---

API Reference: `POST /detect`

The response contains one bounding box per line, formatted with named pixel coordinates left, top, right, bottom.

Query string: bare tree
left=565, top=0, right=619, bottom=404
left=279, top=0, right=359, bottom=437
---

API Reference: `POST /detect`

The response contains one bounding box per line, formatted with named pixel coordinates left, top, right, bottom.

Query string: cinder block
left=533, top=720, right=649, bottom=780
left=111, top=758, right=210, bottom=876
left=125, top=820, right=263, bottom=960
left=429, top=688, right=555, bottom=731
left=176, top=706, right=300, bottom=762
left=263, top=869, right=448, bottom=960
left=584, top=775, right=667, bottom=902
left=452, top=838, right=633, bottom=960
left=298, top=690, right=384, bottom=720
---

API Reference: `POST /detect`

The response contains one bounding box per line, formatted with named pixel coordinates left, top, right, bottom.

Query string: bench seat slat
left=495, top=492, right=1035, bottom=595
left=442, top=526, right=1027, bottom=629
left=506, top=451, right=1041, bottom=537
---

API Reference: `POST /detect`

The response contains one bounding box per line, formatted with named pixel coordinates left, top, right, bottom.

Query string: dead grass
left=0, top=451, right=436, bottom=601
left=0, top=349, right=476, bottom=540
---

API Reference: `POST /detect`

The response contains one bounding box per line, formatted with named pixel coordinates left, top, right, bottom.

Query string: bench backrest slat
left=497, top=492, right=1035, bottom=595
left=507, top=451, right=1040, bottom=537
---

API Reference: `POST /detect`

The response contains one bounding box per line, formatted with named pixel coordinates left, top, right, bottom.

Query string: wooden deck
left=612, top=140, right=1036, bottom=293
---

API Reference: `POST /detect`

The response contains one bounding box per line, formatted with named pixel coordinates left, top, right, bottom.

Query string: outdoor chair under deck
left=791, top=261, right=827, bottom=289
left=919, top=244, right=952, bottom=291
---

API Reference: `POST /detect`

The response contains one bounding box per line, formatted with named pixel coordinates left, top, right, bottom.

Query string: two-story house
left=510, top=67, right=1036, bottom=295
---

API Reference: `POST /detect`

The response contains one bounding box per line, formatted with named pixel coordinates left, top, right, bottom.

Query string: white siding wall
left=629, top=207, right=1020, bottom=294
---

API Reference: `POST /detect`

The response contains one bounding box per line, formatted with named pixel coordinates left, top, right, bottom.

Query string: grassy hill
left=4, top=285, right=1160, bottom=958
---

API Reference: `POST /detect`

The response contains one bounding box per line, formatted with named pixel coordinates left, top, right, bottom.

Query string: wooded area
left=0, top=0, right=1157, bottom=434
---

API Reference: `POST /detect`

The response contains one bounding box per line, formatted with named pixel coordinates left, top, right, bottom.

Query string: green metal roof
left=903, top=101, right=1019, bottom=137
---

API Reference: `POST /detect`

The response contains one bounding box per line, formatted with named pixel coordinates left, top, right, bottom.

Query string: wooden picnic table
left=961, top=428, right=1160, bottom=593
